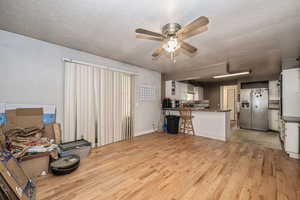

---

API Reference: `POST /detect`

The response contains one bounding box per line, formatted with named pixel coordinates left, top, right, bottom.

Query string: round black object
left=166, top=115, right=180, bottom=134
left=50, top=155, right=80, bottom=176
left=51, top=164, right=79, bottom=176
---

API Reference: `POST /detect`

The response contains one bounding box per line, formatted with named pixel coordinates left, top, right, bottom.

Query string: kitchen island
left=164, top=108, right=231, bottom=141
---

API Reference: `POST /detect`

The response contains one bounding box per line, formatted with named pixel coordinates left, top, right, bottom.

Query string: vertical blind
left=64, top=61, right=134, bottom=147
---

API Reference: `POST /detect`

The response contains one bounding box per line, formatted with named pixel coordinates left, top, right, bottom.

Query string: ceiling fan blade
left=179, top=26, right=208, bottom=39
left=177, top=16, right=209, bottom=36
left=180, top=41, right=197, bottom=53
left=152, top=46, right=164, bottom=57
left=135, top=28, right=165, bottom=38
left=136, top=34, right=164, bottom=41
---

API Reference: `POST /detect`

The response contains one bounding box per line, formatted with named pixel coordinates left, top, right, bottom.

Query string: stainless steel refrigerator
left=240, top=88, right=269, bottom=131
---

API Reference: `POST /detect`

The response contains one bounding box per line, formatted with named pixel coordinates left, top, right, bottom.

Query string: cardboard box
left=15, top=108, right=43, bottom=128
left=53, top=123, right=61, bottom=144
left=0, top=154, right=32, bottom=200
left=6, top=108, right=43, bottom=128
left=44, top=123, right=55, bottom=140
left=44, top=123, right=61, bottom=144
left=6, top=159, right=29, bottom=189
left=6, top=109, right=17, bottom=126
left=5, top=108, right=61, bottom=144
left=0, top=126, right=6, bottom=149
left=19, top=152, right=50, bottom=179
left=3, top=108, right=61, bottom=178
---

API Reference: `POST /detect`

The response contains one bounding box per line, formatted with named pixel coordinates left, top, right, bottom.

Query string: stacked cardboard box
left=1, top=108, right=61, bottom=178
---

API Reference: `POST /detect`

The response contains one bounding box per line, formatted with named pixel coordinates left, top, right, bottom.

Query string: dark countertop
left=283, top=116, right=300, bottom=123
left=162, top=108, right=231, bottom=113
left=268, top=108, right=279, bottom=110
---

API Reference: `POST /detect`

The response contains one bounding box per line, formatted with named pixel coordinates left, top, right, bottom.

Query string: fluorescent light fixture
left=213, top=71, right=250, bottom=79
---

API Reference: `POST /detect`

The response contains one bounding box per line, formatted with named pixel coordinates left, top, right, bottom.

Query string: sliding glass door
left=64, top=61, right=134, bottom=147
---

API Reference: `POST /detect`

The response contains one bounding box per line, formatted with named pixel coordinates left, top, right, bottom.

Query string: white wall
left=0, top=30, right=161, bottom=136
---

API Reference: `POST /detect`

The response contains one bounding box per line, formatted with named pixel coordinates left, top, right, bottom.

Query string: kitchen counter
left=283, top=116, right=300, bottom=122
left=163, top=108, right=231, bottom=112
left=163, top=108, right=231, bottom=141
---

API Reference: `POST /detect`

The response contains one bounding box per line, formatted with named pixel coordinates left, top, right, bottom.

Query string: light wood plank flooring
left=229, top=128, right=282, bottom=150
left=37, top=133, right=300, bottom=200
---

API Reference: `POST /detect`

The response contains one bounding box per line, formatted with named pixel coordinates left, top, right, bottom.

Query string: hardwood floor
left=229, top=128, right=282, bottom=150
left=37, top=133, right=300, bottom=200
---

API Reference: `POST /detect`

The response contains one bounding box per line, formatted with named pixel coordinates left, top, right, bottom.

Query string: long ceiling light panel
left=212, top=71, right=250, bottom=79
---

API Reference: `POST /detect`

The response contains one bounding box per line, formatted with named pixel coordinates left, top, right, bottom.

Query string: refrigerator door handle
left=250, top=89, right=253, bottom=128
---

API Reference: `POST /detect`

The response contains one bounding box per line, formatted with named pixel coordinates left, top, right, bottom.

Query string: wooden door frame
left=220, top=85, right=237, bottom=121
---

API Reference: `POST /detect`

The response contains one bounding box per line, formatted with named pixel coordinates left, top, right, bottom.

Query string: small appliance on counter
left=193, top=100, right=210, bottom=110
left=162, top=98, right=172, bottom=108
left=175, top=100, right=180, bottom=108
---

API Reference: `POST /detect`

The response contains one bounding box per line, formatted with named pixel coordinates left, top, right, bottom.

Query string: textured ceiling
left=0, top=0, right=300, bottom=80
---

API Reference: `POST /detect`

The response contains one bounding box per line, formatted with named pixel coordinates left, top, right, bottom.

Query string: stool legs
left=180, top=118, right=195, bottom=136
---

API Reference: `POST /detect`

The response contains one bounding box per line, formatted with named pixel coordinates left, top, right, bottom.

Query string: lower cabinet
left=268, top=110, right=279, bottom=131
left=284, top=122, right=300, bottom=159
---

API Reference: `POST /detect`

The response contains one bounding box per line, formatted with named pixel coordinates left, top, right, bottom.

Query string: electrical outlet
left=152, top=121, right=156, bottom=132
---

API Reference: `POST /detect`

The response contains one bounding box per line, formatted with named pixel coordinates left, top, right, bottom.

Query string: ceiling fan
left=135, top=16, right=209, bottom=63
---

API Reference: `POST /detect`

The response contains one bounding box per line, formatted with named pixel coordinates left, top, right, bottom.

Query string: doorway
left=221, top=83, right=281, bottom=150
left=220, top=85, right=238, bottom=125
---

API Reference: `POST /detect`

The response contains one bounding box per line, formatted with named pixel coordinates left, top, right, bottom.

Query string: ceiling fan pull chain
left=171, top=52, right=176, bottom=63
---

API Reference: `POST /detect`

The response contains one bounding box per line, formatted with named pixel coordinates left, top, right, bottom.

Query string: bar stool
left=179, top=107, right=195, bottom=136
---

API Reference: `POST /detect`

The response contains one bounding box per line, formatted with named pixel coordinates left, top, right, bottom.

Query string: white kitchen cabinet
left=269, top=80, right=279, bottom=100
left=193, top=87, right=204, bottom=101
left=282, top=68, right=300, bottom=118
left=194, top=87, right=199, bottom=101
left=165, top=81, right=203, bottom=101
left=165, top=80, right=176, bottom=99
left=285, top=122, right=300, bottom=159
left=165, top=81, right=188, bottom=100
left=268, top=110, right=279, bottom=131
left=178, top=82, right=188, bottom=100
left=198, top=87, right=204, bottom=100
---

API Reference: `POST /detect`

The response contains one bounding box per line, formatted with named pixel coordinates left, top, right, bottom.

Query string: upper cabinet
left=165, top=80, right=185, bottom=100
left=193, top=87, right=204, bottom=101
left=282, top=68, right=300, bottom=118
left=165, top=80, right=177, bottom=99
left=179, top=82, right=188, bottom=100
left=194, top=87, right=199, bottom=101
left=198, top=87, right=204, bottom=100
left=165, top=81, right=203, bottom=101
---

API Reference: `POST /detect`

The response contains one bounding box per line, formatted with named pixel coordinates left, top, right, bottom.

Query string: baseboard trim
left=135, top=129, right=156, bottom=137
left=196, top=134, right=226, bottom=142
left=288, top=152, right=300, bottom=159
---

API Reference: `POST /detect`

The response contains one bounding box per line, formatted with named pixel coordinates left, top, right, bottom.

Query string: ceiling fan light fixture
left=135, top=16, right=209, bottom=60
left=164, top=37, right=180, bottom=53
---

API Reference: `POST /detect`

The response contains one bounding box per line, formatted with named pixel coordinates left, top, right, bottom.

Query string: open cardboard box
left=4, top=108, right=61, bottom=178
left=19, top=152, right=51, bottom=179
